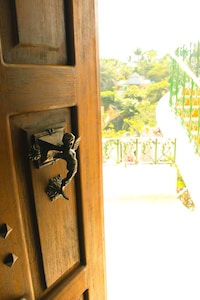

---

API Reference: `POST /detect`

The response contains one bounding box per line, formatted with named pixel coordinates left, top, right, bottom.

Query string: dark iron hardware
left=28, top=128, right=80, bottom=201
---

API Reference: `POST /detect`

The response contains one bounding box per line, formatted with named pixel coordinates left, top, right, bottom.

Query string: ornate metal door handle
left=28, top=128, right=80, bottom=201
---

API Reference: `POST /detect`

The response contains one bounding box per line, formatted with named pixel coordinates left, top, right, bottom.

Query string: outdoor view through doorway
left=98, top=0, right=200, bottom=299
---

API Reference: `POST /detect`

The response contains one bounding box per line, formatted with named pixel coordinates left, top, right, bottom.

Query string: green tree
left=100, top=62, right=117, bottom=91
left=146, top=54, right=170, bottom=82
left=146, top=79, right=169, bottom=103
left=100, top=49, right=171, bottom=137
left=100, top=91, right=117, bottom=110
left=100, top=58, right=134, bottom=91
left=124, top=101, right=157, bottom=134
left=109, top=99, right=139, bottom=131
left=123, top=85, right=146, bottom=101
left=134, top=50, right=158, bottom=76
left=100, top=91, right=122, bottom=130
left=134, top=48, right=142, bottom=58
left=101, top=106, right=121, bottom=130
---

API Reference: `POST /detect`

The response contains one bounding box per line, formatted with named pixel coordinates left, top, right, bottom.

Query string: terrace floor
left=103, top=164, right=200, bottom=300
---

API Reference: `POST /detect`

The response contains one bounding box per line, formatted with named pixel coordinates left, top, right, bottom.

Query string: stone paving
left=103, top=165, right=200, bottom=300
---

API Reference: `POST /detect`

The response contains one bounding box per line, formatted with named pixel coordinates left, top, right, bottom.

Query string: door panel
left=0, top=0, right=74, bottom=65
left=0, top=1, right=106, bottom=299
left=10, top=108, right=84, bottom=288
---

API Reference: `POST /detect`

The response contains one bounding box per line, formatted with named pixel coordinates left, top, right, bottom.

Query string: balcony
left=102, top=43, right=200, bottom=299
left=102, top=42, right=200, bottom=209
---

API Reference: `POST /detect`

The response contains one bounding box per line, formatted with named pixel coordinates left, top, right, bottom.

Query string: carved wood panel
left=0, top=0, right=106, bottom=298
left=10, top=108, right=86, bottom=292
left=0, top=0, right=75, bottom=65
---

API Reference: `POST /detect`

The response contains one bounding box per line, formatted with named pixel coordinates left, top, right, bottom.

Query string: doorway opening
left=98, top=1, right=200, bottom=299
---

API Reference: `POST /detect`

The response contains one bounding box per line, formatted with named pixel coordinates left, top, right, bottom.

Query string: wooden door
left=0, top=1, right=106, bottom=299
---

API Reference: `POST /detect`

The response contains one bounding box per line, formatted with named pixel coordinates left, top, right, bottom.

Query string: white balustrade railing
left=102, top=137, right=176, bottom=165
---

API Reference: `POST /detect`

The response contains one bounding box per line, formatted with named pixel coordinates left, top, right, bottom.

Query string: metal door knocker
left=28, top=128, right=80, bottom=201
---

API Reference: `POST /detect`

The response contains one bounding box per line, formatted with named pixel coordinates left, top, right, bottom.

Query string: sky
left=98, top=0, right=200, bottom=61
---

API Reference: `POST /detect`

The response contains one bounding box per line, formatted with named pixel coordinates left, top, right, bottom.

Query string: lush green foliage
left=100, top=58, right=133, bottom=91
left=146, top=79, right=169, bottom=103
left=123, top=85, right=146, bottom=101
left=100, top=49, right=170, bottom=137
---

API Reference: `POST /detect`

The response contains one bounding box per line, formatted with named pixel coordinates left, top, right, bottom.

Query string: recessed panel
left=15, top=0, right=63, bottom=49
left=10, top=108, right=83, bottom=288
left=0, top=0, right=75, bottom=65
